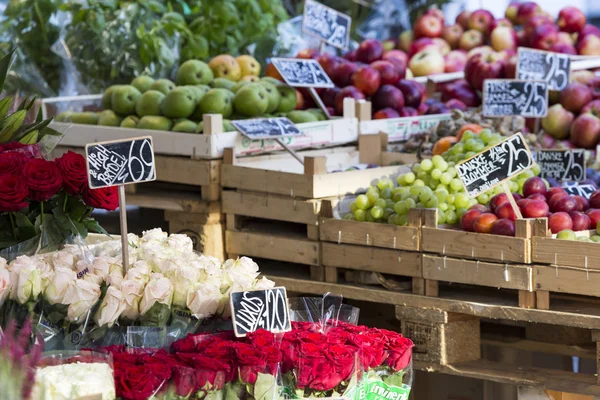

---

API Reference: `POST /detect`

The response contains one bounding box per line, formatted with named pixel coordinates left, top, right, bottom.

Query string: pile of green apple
left=55, top=56, right=324, bottom=133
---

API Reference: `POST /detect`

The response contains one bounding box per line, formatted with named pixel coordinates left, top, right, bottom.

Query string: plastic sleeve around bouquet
left=288, top=294, right=359, bottom=328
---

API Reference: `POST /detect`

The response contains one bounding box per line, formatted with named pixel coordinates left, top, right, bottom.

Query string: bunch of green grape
left=345, top=128, right=541, bottom=226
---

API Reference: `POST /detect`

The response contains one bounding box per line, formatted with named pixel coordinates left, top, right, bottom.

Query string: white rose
left=141, top=228, right=168, bottom=243
left=0, top=257, right=7, bottom=269
left=15, top=264, right=42, bottom=304
left=94, top=286, right=126, bottom=327
left=139, top=273, right=173, bottom=315
left=94, top=241, right=122, bottom=258
left=33, top=257, right=54, bottom=291
left=64, top=279, right=101, bottom=323
left=124, top=263, right=151, bottom=286
left=186, top=282, right=223, bottom=319
left=167, top=234, right=193, bottom=254
left=127, top=233, right=141, bottom=247
left=8, top=256, right=37, bottom=295
left=83, top=273, right=104, bottom=286
left=172, top=265, right=202, bottom=308
left=51, top=251, right=78, bottom=270
left=120, top=279, right=144, bottom=321
left=223, top=257, right=259, bottom=291
left=0, top=267, right=10, bottom=305
left=252, top=276, right=276, bottom=290
left=88, top=256, right=116, bottom=280
left=107, top=261, right=124, bottom=289
left=44, top=267, right=77, bottom=305
left=193, top=255, right=222, bottom=276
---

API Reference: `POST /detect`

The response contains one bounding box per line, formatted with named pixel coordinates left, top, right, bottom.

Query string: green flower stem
left=8, top=213, right=16, bottom=239
left=40, top=202, right=44, bottom=224
left=63, top=194, right=68, bottom=213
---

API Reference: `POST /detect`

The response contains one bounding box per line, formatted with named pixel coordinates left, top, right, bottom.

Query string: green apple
left=194, top=88, right=233, bottom=119
left=223, top=119, right=235, bottom=132
left=261, top=77, right=282, bottom=86
left=233, top=83, right=269, bottom=117
left=307, top=108, right=326, bottom=121
left=172, top=119, right=198, bottom=133
left=231, top=81, right=250, bottom=93
left=111, top=85, right=141, bottom=115
left=150, top=79, right=176, bottom=95
left=195, top=121, right=204, bottom=133
left=210, top=78, right=236, bottom=91
left=101, top=85, right=123, bottom=110
left=557, top=229, right=576, bottom=240
left=276, top=85, right=297, bottom=113
left=259, top=81, right=281, bottom=113
left=131, top=76, right=155, bottom=93
left=136, top=90, right=165, bottom=117
left=66, top=112, right=99, bottom=125
left=98, top=110, right=123, bottom=126
left=183, top=85, right=209, bottom=102
left=175, top=60, right=214, bottom=85
left=137, top=116, right=173, bottom=131
left=287, top=110, right=319, bottom=124
left=120, top=115, right=140, bottom=128
left=162, top=87, right=197, bottom=118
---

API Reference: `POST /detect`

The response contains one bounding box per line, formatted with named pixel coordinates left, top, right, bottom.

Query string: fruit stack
left=55, top=55, right=325, bottom=133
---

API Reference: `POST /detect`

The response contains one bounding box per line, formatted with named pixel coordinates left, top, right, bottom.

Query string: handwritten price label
left=538, top=149, right=585, bottom=182
left=482, top=79, right=548, bottom=118
left=302, top=0, right=351, bottom=50
left=517, top=47, right=570, bottom=91
left=230, top=287, right=291, bottom=337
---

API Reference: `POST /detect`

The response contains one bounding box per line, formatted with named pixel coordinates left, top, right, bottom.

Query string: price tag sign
left=85, top=136, right=156, bottom=189
left=302, top=0, right=351, bottom=50
left=516, top=47, right=571, bottom=91
left=482, top=79, right=548, bottom=118
left=537, top=149, right=585, bottom=182
left=271, top=58, right=335, bottom=88
left=562, top=182, right=596, bottom=199
left=456, top=133, right=534, bottom=198
left=230, top=287, right=291, bottom=337
left=232, top=117, right=302, bottom=140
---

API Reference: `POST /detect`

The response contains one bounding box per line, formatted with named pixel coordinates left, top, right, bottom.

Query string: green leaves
left=0, top=110, right=26, bottom=143
left=0, top=49, right=15, bottom=94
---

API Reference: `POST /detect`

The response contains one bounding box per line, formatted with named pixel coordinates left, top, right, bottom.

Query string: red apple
left=464, top=52, right=505, bottom=91
left=549, top=212, right=573, bottom=234
left=425, top=100, right=449, bottom=115
left=297, top=48, right=319, bottom=59
left=414, top=14, right=443, bottom=39
left=571, top=70, right=596, bottom=85
left=523, top=177, right=547, bottom=197
left=503, top=54, right=517, bottom=78
left=440, top=80, right=480, bottom=107
left=320, top=88, right=340, bottom=108
left=443, top=24, right=464, bottom=49
left=371, top=60, right=401, bottom=85
left=461, top=208, right=483, bottom=231
left=446, top=99, right=467, bottom=111
left=473, top=213, right=499, bottom=234
left=551, top=43, right=577, bottom=55
left=570, top=114, right=600, bottom=149
left=581, top=99, right=600, bottom=118
left=505, top=3, right=519, bottom=24
left=531, top=24, right=559, bottom=50
left=491, top=218, right=516, bottom=236
left=545, top=186, right=567, bottom=200
left=444, top=50, right=467, bottom=73
left=374, top=108, right=400, bottom=119
left=560, top=83, right=593, bottom=113
left=569, top=211, right=592, bottom=231
left=541, top=104, right=574, bottom=140
left=522, top=200, right=550, bottom=218
left=557, top=7, right=586, bottom=34
left=456, top=10, right=471, bottom=30
left=459, top=29, right=484, bottom=51
left=527, top=194, right=546, bottom=201
left=587, top=78, right=600, bottom=100
left=432, top=38, right=451, bottom=55
left=424, top=8, right=445, bottom=25
left=553, top=196, right=579, bottom=213
left=517, top=2, right=542, bottom=26
left=496, top=202, right=517, bottom=221
left=576, top=34, right=600, bottom=56
left=351, top=66, right=381, bottom=96
left=372, top=84, right=405, bottom=111
left=490, top=18, right=513, bottom=32
left=409, top=49, right=445, bottom=77
left=295, top=89, right=305, bottom=109
left=399, top=107, right=418, bottom=117
left=398, top=31, right=413, bottom=53
left=587, top=209, right=600, bottom=227
left=334, top=86, right=366, bottom=115
left=408, top=38, right=436, bottom=58
left=574, top=195, right=590, bottom=211
left=470, top=204, right=490, bottom=212
left=417, top=102, right=429, bottom=115
left=549, top=192, right=569, bottom=211
left=356, top=39, right=384, bottom=64
left=331, top=62, right=359, bottom=88
left=524, top=15, right=554, bottom=38
left=395, top=80, right=423, bottom=108
left=517, top=30, right=529, bottom=47
left=382, top=50, right=408, bottom=74
left=490, top=26, right=518, bottom=51
left=343, top=50, right=357, bottom=61
left=318, top=55, right=344, bottom=77
left=468, top=9, right=494, bottom=35
left=590, top=190, right=600, bottom=208
left=581, top=24, right=600, bottom=37
left=467, top=45, right=493, bottom=60
left=490, top=193, right=510, bottom=213
left=556, top=31, right=575, bottom=46
left=518, top=198, right=532, bottom=211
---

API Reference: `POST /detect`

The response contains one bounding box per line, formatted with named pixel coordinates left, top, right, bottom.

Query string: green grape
left=409, top=186, right=424, bottom=196
left=437, top=209, right=446, bottom=224
left=428, top=181, right=438, bottom=190
left=387, top=214, right=397, bottom=224
left=465, top=151, right=476, bottom=159
left=447, top=194, right=456, bottom=205
left=468, top=199, right=479, bottom=208
left=447, top=166, right=457, bottom=178
left=492, top=185, right=504, bottom=195
left=521, top=169, right=534, bottom=179
left=431, top=168, right=442, bottom=180
left=425, top=196, right=438, bottom=208
left=386, top=199, right=395, bottom=208
left=471, top=141, right=485, bottom=153
left=420, top=159, right=433, bottom=171
left=532, top=163, right=541, bottom=176
left=432, top=155, right=448, bottom=172
left=445, top=210, right=458, bottom=224
left=343, top=213, right=354, bottom=220
left=383, top=208, right=394, bottom=220
left=350, top=202, right=358, bottom=213
left=381, top=187, right=392, bottom=199
left=375, top=199, right=387, bottom=209
left=450, top=178, right=463, bottom=191
left=371, top=206, right=384, bottom=219
left=367, top=185, right=379, bottom=194
left=435, top=189, right=448, bottom=203
left=412, top=164, right=421, bottom=174
left=440, top=172, right=452, bottom=185
left=367, top=192, right=379, bottom=206
left=449, top=204, right=456, bottom=211
left=456, top=207, right=467, bottom=219
left=477, top=193, right=490, bottom=204
left=479, top=129, right=493, bottom=144
left=395, top=201, right=408, bottom=215
left=378, top=178, right=394, bottom=190
left=354, top=209, right=366, bottom=221
left=417, top=170, right=428, bottom=180
left=366, top=212, right=376, bottom=222
left=451, top=143, right=465, bottom=155
left=464, top=138, right=478, bottom=151
left=396, top=175, right=407, bottom=186
left=416, top=202, right=425, bottom=208
left=392, top=193, right=403, bottom=202
left=461, top=131, right=474, bottom=141
left=413, top=179, right=425, bottom=187
left=356, top=194, right=369, bottom=210
left=405, top=198, right=416, bottom=209
left=517, top=177, right=528, bottom=194
left=400, top=192, right=412, bottom=201
left=404, top=172, right=416, bottom=184
left=509, top=181, right=519, bottom=193
left=436, top=183, right=447, bottom=191
left=439, top=202, right=448, bottom=211
left=454, top=193, right=470, bottom=208
left=395, top=213, right=408, bottom=226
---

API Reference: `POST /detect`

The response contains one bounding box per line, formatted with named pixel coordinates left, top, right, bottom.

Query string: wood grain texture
left=535, top=266, right=600, bottom=296
left=226, top=230, right=320, bottom=265
left=533, top=237, right=600, bottom=270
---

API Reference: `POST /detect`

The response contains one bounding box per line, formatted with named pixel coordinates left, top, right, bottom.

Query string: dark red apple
left=343, top=50, right=357, bottom=61
left=582, top=99, right=600, bottom=118
left=530, top=24, right=559, bottom=50
left=464, top=52, right=505, bottom=91
left=523, top=177, right=547, bottom=197
left=546, top=186, right=567, bottom=200
left=570, top=114, right=600, bottom=149
left=351, top=66, right=381, bottom=96
left=522, top=200, right=550, bottom=218
left=549, top=192, right=570, bottom=211
left=442, top=24, right=464, bottom=49
left=456, top=10, right=471, bottom=29
left=414, top=14, right=443, bottom=39
left=426, top=102, right=450, bottom=115
left=496, top=202, right=517, bottom=221
left=372, top=84, right=405, bottom=111
left=374, top=108, right=400, bottom=119
left=586, top=209, right=600, bottom=227
left=553, top=196, right=579, bottom=213
left=560, top=83, right=592, bottom=113
left=334, top=86, right=366, bottom=115
left=524, top=15, right=555, bottom=38
left=518, top=198, right=533, bottom=212
left=569, top=211, right=592, bottom=231
left=446, top=99, right=467, bottom=111
left=318, top=54, right=343, bottom=77
left=581, top=24, right=600, bottom=37
left=574, top=195, right=590, bottom=211
left=370, top=60, right=401, bottom=85
left=399, top=107, right=418, bottom=117
left=517, top=2, right=542, bottom=25
left=408, top=38, right=436, bottom=58
left=382, top=50, right=408, bottom=75
left=549, top=212, right=573, bottom=233
left=468, top=9, right=494, bottom=35
left=320, top=88, right=340, bottom=108
left=355, top=39, right=384, bottom=64
left=576, top=34, right=600, bottom=56
left=395, top=80, right=423, bottom=108
left=551, top=43, right=577, bottom=55
left=586, top=78, right=600, bottom=100
left=471, top=204, right=490, bottom=212
left=461, top=208, right=483, bottom=232
left=444, top=50, right=468, bottom=73
left=527, top=194, right=546, bottom=201
left=331, top=62, right=359, bottom=88
left=557, top=7, right=586, bottom=34
left=424, top=8, right=445, bottom=24
left=589, top=190, right=600, bottom=208
left=417, top=103, right=429, bottom=115
left=473, top=213, right=499, bottom=233
left=490, top=193, right=510, bottom=212
left=491, top=218, right=516, bottom=236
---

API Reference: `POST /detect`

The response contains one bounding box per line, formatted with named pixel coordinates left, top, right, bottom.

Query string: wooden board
left=125, top=187, right=221, bottom=214
left=226, top=230, right=320, bottom=266
left=535, top=265, right=600, bottom=297
left=321, top=242, right=422, bottom=277
left=533, top=237, right=600, bottom=270
left=422, top=255, right=534, bottom=291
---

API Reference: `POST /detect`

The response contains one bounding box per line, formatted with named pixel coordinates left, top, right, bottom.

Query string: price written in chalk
left=456, top=133, right=534, bottom=198
left=85, top=136, right=156, bottom=189
left=482, top=79, right=548, bottom=118
left=562, top=182, right=596, bottom=199
left=537, top=149, right=585, bottom=182
left=230, top=287, right=291, bottom=337
left=271, top=58, right=335, bottom=88
left=302, top=0, right=351, bottom=50
left=516, top=47, right=571, bottom=91
left=232, top=117, right=302, bottom=140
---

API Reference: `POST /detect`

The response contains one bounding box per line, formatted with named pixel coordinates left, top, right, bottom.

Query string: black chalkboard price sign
left=456, top=133, right=534, bottom=198
left=482, top=79, right=548, bottom=118
left=85, top=136, right=156, bottom=189
left=302, top=0, right=351, bottom=50
left=562, top=183, right=596, bottom=199
left=537, top=149, right=585, bottom=182
left=516, top=48, right=571, bottom=91
left=232, top=117, right=302, bottom=140
left=271, top=58, right=335, bottom=88
left=230, top=287, right=291, bottom=337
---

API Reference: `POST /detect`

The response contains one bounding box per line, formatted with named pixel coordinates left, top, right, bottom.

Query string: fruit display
left=54, top=56, right=326, bottom=133
left=557, top=223, right=600, bottom=242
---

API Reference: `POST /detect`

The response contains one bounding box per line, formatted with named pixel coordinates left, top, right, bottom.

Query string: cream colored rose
left=141, top=228, right=168, bottom=243
left=44, top=267, right=77, bottom=305
left=15, top=264, right=42, bottom=304
left=125, top=263, right=151, bottom=286
left=64, top=279, right=101, bottom=323
left=94, top=286, right=126, bottom=327
left=167, top=234, right=193, bottom=254
left=8, top=256, right=37, bottom=295
left=107, top=261, right=124, bottom=288
left=186, top=281, right=222, bottom=319
left=0, top=267, right=10, bottom=305
left=252, top=276, right=276, bottom=290
left=139, top=273, right=173, bottom=315
left=51, top=251, right=78, bottom=270
left=172, top=265, right=202, bottom=308
left=120, top=279, right=144, bottom=321
left=88, top=256, right=117, bottom=280
left=222, top=257, right=260, bottom=291
left=83, top=273, right=103, bottom=286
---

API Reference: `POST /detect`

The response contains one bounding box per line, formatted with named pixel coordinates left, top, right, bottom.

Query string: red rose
left=300, top=342, right=328, bottom=359
left=83, top=186, right=119, bottom=211
left=176, top=354, right=229, bottom=389
left=280, top=340, right=297, bottom=374
left=55, top=151, right=87, bottom=195
left=386, top=336, right=414, bottom=372
left=247, top=329, right=275, bottom=347
left=0, top=152, right=27, bottom=175
left=353, top=334, right=386, bottom=369
left=309, top=360, right=344, bottom=391
left=172, top=335, right=198, bottom=353
left=328, top=344, right=357, bottom=381
left=172, top=366, right=197, bottom=397
left=118, top=363, right=171, bottom=400
left=23, top=159, right=62, bottom=201
left=235, top=344, right=267, bottom=384
left=0, top=174, right=29, bottom=212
